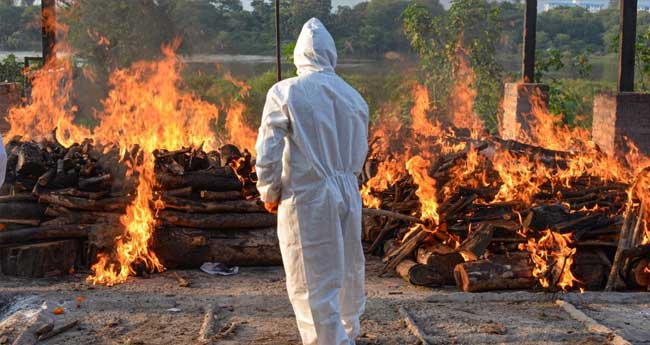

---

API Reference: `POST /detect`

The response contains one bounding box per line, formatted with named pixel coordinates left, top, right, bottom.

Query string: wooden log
left=453, top=258, right=535, bottom=292
left=153, top=227, right=281, bottom=268
left=199, top=190, right=243, bottom=201
left=416, top=250, right=464, bottom=285
left=78, top=174, right=111, bottom=191
left=154, top=147, right=192, bottom=159
left=15, top=142, right=45, bottom=176
left=160, top=196, right=265, bottom=213
left=457, top=223, right=494, bottom=260
left=442, top=194, right=477, bottom=220
left=573, top=250, right=608, bottom=290
left=0, top=202, right=47, bottom=223
left=631, top=258, right=650, bottom=289
left=382, top=226, right=431, bottom=276
left=622, top=244, right=650, bottom=259
left=0, top=218, right=41, bottom=226
left=44, top=205, right=71, bottom=217
left=49, top=188, right=108, bottom=200
left=162, top=187, right=193, bottom=198
left=156, top=170, right=242, bottom=191
left=362, top=208, right=422, bottom=224
left=36, top=168, right=55, bottom=187
left=530, top=204, right=570, bottom=230
left=396, top=259, right=447, bottom=287
left=606, top=204, right=638, bottom=291
left=492, top=137, right=572, bottom=160
left=157, top=211, right=276, bottom=229
left=38, top=194, right=131, bottom=212
left=0, top=193, right=37, bottom=203
left=366, top=219, right=397, bottom=254
left=40, top=211, right=121, bottom=227
left=0, top=240, right=79, bottom=277
left=0, top=225, right=94, bottom=245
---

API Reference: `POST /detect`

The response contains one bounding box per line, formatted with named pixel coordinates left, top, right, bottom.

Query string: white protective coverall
left=255, top=18, right=369, bottom=345
left=0, top=134, right=6, bottom=187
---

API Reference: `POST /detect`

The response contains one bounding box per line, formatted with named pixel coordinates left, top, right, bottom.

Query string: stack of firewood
left=151, top=144, right=280, bottom=268
left=362, top=134, right=649, bottom=292
left=0, top=137, right=280, bottom=278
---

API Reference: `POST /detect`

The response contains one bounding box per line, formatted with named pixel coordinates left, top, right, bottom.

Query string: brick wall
left=0, top=82, right=22, bottom=133
left=592, top=92, right=650, bottom=155
left=501, top=83, right=549, bottom=141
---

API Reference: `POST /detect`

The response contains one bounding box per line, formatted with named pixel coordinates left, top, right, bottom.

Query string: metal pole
left=522, top=0, right=537, bottom=83
left=618, top=0, right=637, bottom=92
left=41, top=0, right=56, bottom=63
left=275, top=0, right=282, bottom=82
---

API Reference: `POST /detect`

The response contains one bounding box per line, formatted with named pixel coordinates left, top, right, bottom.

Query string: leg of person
left=277, top=196, right=349, bottom=345
left=339, top=194, right=366, bottom=343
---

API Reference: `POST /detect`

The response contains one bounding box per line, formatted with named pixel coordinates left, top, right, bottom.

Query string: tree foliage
left=403, top=0, right=503, bottom=132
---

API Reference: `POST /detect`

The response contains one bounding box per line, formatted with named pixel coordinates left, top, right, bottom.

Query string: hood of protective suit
left=294, top=18, right=337, bottom=75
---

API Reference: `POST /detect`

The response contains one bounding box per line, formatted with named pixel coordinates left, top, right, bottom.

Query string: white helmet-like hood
left=294, top=18, right=337, bottom=75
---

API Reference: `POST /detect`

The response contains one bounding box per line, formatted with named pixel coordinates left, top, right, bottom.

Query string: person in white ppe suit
left=0, top=133, right=6, bottom=187
left=255, top=18, right=369, bottom=345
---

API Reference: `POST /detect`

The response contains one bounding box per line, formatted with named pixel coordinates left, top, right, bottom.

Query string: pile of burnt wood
left=362, top=135, right=650, bottom=292
left=0, top=137, right=280, bottom=278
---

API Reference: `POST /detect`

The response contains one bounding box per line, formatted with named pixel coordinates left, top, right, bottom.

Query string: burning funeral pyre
left=361, top=85, right=650, bottom=292
left=2, top=37, right=650, bottom=293
left=0, top=42, right=279, bottom=286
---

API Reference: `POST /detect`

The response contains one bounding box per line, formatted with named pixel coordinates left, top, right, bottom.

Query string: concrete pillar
left=592, top=92, right=650, bottom=155
left=501, top=83, right=550, bottom=141
left=0, top=82, right=22, bottom=133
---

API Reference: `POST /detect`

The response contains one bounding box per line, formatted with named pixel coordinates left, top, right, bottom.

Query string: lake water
left=1, top=50, right=616, bottom=82
left=0, top=51, right=403, bottom=78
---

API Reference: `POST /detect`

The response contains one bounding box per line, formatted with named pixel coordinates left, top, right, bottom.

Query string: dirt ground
left=0, top=256, right=649, bottom=345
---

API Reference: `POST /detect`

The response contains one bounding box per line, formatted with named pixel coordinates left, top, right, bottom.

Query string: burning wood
left=0, top=137, right=279, bottom=278
left=361, top=85, right=650, bottom=292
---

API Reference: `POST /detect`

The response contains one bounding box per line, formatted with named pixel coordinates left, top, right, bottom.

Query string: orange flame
left=406, top=155, right=440, bottom=225
left=6, top=34, right=257, bottom=285
left=86, top=42, right=227, bottom=285
left=521, top=230, right=580, bottom=291
left=225, top=102, right=257, bottom=154
left=449, top=44, right=483, bottom=138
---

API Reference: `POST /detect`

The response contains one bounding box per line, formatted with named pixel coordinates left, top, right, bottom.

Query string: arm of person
left=255, top=87, right=290, bottom=214
left=0, top=134, right=6, bottom=187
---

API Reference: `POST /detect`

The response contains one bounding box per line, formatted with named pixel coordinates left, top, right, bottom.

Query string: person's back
left=255, top=18, right=369, bottom=345
left=269, top=66, right=368, bottom=204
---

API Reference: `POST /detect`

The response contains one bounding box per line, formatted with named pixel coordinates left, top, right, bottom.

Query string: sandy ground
left=0, top=256, right=649, bottom=345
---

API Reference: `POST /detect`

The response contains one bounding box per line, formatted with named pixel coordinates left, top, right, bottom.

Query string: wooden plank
left=0, top=240, right=79, bottom=277
left=153, top=227, right=281, bottom=268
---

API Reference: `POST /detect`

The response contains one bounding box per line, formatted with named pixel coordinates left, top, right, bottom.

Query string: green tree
left=65, top=0, right=176, bottom=74
left=403, top=0, right=503, bottom=131
left=537, top=7, right=605, bottom=53
left=290, top=0, right=332, bottom=35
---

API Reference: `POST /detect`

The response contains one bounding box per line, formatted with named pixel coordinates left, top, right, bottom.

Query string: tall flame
left=87, top=42, right=228, bottom=285
left=406, top=155, right=440, bottom=225
left=449, top=44, right=483, bottom=138
left=5, top=38, right=257, bottom=286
